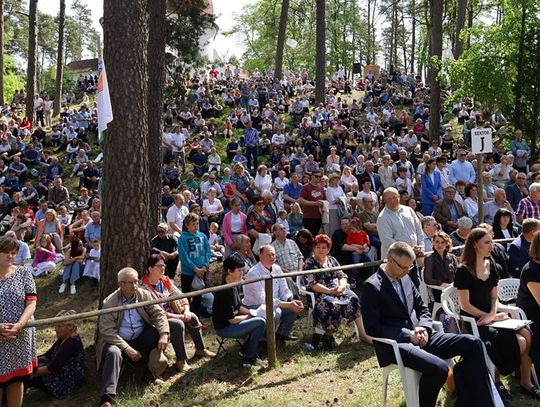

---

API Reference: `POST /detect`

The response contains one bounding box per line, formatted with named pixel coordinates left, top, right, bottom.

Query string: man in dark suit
left=508, top=219, right=540, bottom=277
left=505, top=172, right=528, bottom=211
left=360, top=160, right=383, bottom=195
left=361, top=242, right=495, bottom=407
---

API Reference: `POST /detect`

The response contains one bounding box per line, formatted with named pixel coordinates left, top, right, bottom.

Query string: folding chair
left=215, top=336, right=245, bottom=358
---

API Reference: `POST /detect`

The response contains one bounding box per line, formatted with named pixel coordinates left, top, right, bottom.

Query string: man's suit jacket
left=360, top=172, right=383, bottom=193
left=361, top=268, right=433, bottom=367
left=432, top=199, right=465, bottom=227
left=508, top=235, right=530, bottom=278
left=505, top=183, right=526, bottom=211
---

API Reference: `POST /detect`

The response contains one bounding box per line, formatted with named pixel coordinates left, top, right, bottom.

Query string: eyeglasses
left=390, top=257, right=414, bottom=272
left=120, top=280, right=138, bottom=286
left=154, top=264, right=166, bottom=269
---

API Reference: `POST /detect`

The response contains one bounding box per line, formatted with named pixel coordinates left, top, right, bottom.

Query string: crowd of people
left=1, top=64, right=540, bottom=407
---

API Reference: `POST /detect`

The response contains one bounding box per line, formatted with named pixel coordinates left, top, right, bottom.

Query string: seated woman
left=303, top=234, right=371, bottom=348
left=27, top=310, right=85, bottom=399
left=32, top=234, right=57, bottom=277
left=455, top=228, right=540, bottom=401
left=423, top=231, right=458, bottom=305
left=59, top=237, right=86, bottom=295
left=517, top=232, right=540, bottom=381
left=230, top=234, right=257, bottom=277
left=34, top=209, right=64, bottom=252
left=212, top=256, right=266, bottom=367
left=140, top=254, right=215, bottom=372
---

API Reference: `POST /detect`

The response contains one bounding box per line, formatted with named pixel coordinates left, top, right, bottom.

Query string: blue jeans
left=63, top=262, right=83, bottom=284
left=216, top=317, right=266, bottom=360
left=245, top=145, right=258, bottom=170
left=351, top=252, right=372, bottom=282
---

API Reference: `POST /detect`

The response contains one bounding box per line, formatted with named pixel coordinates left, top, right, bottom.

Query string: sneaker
left=195, top=348, right=217, bottom=358
left=175, top=359, right=191, bottom=372
left=58, top=283, right=67, bottom=294
left=242, top=357, right=264, bottom=368
left=70, top=284, right=77, bottom=295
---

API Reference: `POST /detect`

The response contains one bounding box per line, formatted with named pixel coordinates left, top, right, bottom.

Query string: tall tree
left=0, top=0, right=4, bottom=106
left=274, top=0, right=289, bottom=81
left=53, top=0, right=65, bottom=117
left=513, top=1, right=527, bottom=128
left=147, top=0, right=166, bottom=232
left=25, top=0, right=38, bottom=121
left=428, top=0, right=443, bottom=142
left=453, top=0, right=467, bottom=58
left=314, top=0, right=325, bottom=104
left=100, top=0, right=150, bottom=300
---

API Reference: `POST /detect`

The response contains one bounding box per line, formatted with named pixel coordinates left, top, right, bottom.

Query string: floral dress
left=303, top=256, right=361, bottom=331
left=0, top=266, right=37, bottom=387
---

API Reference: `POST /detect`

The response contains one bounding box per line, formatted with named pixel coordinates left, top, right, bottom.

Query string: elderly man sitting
left=97, top=268, right=169, bottom=407
left=243, top=244, right=304, bottom=342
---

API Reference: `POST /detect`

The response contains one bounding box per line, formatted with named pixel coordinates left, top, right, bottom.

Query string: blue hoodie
left=178, top=230, right=211, bottom=276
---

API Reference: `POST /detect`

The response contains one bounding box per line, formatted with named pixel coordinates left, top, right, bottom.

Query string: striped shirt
left=243, top=128, right=259, bottom=147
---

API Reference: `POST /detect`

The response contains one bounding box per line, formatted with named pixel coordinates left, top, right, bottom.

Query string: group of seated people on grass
left=3, top=65, right=540, bottom=407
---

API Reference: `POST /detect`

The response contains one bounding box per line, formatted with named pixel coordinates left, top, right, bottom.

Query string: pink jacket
left=222, top=210, right=247, bottom=247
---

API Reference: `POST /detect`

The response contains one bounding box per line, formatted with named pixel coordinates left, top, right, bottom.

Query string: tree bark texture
left=147, top=0, right=166, bottom=233
left=25, top=0, right=38, bottom=121
left=100, top=0, right=151, bottom=302
left=410, top=0, right=416, bottom=73
left=453, top=0, right=467, bottom=58
left=53, top=0, right=66, bottom=117
left=428, top=0, right=443, bottom=143
left=315, top=0, right=325, bottom=104
left=274, top=0, right=289, bottom=81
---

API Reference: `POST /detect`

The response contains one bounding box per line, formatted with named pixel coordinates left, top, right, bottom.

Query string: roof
left=66, top=58, right=98, bottom=73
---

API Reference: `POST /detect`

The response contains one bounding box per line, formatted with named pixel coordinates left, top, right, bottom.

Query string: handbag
left=191, top=276, right=206, bottom=290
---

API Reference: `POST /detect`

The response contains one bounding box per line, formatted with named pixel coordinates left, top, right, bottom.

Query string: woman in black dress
left=516, top=232, right=540, bottom=385
left=454, top=228, right=539, bottom=400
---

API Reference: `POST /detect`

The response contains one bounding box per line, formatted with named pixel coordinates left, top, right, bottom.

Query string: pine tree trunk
left=147, top=0, right=166, bottom=233
left=513, top=3, right=527, bottom=129
left=315, top=0, right=326, bottom=104
left=453, top=0, right=467, bottom=58
left=53, top=0, right=65, bottom=117
left=428, top=0, right=443, bottom=143
left=0, top=0, right=4, bottom=106
left=100, top=0, right=150, bottom=301
left=274, top=0, right=289, bottom=82
left=410, top=0, right=416, bottom=73
left=25, top=0, right=38, bottom=121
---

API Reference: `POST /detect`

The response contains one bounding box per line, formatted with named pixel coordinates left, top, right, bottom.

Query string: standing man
left=166, top=194, right=189, bottom=239
left=376, top=188, right=424, bottom=287
left=361, top=242, right=496, bottom=407
left=243, top=121, right=259, bottom=172
left=243, top=245, right=304, bottom=341
left=298, top=170, right=326, bottom=237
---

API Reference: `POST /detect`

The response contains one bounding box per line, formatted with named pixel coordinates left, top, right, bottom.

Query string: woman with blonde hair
left=34, top=209, right=64, bottom=252
left=326, top=173, right=346, bottom=237
left=288, top=203, right=303, bottom=238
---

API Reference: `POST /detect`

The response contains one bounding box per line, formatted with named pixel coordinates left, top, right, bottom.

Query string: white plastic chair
left=297, top=275, right=316, bottom=335
left=419, top=268, right=447, bottom=319
left=497, top=278, right=520, bottom=305
left=441, top=286, right=498, bottom=378
left=372, top=321, right=451, bottom=407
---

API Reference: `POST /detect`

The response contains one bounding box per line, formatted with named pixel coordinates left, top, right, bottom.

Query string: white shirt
left=243, top=262, right=293, bottom=307
left=166, top=204, right=189, bottom=229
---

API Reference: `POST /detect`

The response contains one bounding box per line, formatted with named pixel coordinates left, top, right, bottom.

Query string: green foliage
left=444, top=25, right=516, bottom=111
left=165, top=0, right=216, bottom=92
left=39, top=66, right=76, bottom=99
left=228, top=0, right=368, bottom=76
left=2, top=55, right=25, bottom=102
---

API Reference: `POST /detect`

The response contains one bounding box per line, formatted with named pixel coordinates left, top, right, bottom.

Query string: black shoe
left=276, top=334, right=298, bottom=342
left=520, top=385, right=540, bottom=400
left=495, top=381, right=511, bottom=401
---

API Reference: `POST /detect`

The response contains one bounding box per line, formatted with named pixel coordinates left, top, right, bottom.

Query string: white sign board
left=471, top=128, right=493, bottom=154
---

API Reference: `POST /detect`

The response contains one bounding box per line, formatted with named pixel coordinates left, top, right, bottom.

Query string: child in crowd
left=59, top=237, right=86, bottom=295
left=345, top=218, right=372, bottom=287
left=83, top=239, right=101, bottom=282
left=276, top=209, right=290, bottom=236
left=208, top=222, right=224, bottom=261
left=32, top=234, right=57, bottom=277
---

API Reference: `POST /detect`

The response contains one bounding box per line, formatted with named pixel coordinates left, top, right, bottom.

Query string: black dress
left=454, top=264, right=520, bottom=375
left=516, top=260, right=540, bottom=365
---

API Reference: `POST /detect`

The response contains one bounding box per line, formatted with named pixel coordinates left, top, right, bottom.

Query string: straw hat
left=147, top=349, right=168, bottom=377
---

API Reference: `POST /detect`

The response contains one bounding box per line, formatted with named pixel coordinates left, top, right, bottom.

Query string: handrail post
left=265, top=277, right=277, bottom=368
